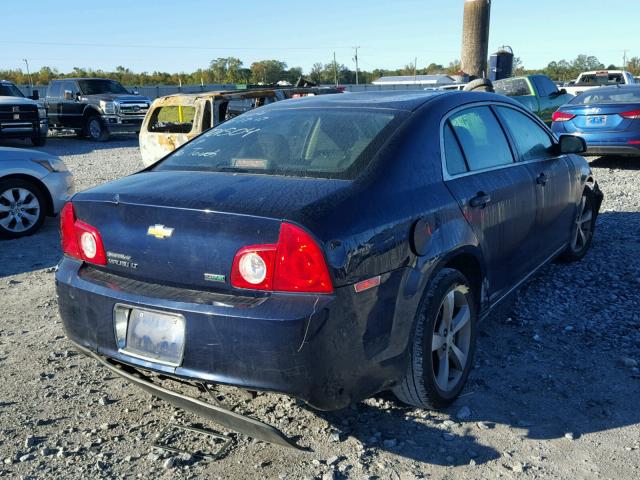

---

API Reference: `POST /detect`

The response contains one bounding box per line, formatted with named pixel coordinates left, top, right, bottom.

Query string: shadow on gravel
left=0, top=216, right=60, bottom=277
left=313, top=212, right=640, bottom=466
left=589, top=155, right=640, bottom=170
left=0, top=135, right=139, bottom=157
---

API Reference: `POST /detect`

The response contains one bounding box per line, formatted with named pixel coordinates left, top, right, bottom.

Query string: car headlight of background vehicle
left=37, top=107, right=47, bottom=119
left=100, top=100, right=116, bottom=115
left=32, top=157, right=68, bottom=173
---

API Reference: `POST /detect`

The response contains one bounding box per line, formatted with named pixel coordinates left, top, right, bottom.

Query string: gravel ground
left=0, top=135, right=639, bottom=480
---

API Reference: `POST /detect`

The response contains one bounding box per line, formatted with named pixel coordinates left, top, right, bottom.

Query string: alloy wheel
left=0, top=187, right=41, bottom=233
left=431, top=286, right=472, bottom=392
left=570, top=194, right=593, bottom=253
left=89, top=118, right=102, bottom=139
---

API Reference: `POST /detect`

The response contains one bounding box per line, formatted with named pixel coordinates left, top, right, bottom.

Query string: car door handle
left=536, top=172, right=548, bottom=186
left=469, top=192, right=491, bottom=208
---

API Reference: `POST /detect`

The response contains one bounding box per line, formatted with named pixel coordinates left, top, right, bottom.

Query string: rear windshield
left=577, top=73, right=624, bottom=86
left=0, top=83, right=24, bottom=97
left=154, top=107, right=405, bottom=179
left=493, top=78, right=532, bottom=97
left=570, top=88, right=640, bottom=105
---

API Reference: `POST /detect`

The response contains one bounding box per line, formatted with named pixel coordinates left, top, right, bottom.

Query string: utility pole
left=414, top=56, right=418, bottom=82
left=333, top=51, right=338, bottom=86
left=623, top=49, right=628, bottom=71
left=353, top=46, right=360, bottom=85
left=460, top=0, right=491, bottom=79
left=22, top=58, right=33, bottom=90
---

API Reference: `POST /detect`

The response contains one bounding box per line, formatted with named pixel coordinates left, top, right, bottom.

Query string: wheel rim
left=89, top=119, right=102, bottom=138
left=570, top=194, right=593, bottom=253
left=0, top=187, right=41, bottom=233
left=431, top=286, right=472, bottom=392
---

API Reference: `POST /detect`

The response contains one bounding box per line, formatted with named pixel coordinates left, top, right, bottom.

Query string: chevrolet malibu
left=56, top=91, right=602, bottom=447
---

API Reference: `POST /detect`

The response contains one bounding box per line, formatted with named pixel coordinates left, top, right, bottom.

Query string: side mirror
left=63, top=90, right=74, bottom=100
left=29, top=90, right=39, bottom=100
left=558, top=135, right=587, bottom=154
left=559, top=88, right=567, bottom=95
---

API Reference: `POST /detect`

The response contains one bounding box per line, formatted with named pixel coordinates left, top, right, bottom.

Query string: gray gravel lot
left=0, top=135, right=639, bottom=479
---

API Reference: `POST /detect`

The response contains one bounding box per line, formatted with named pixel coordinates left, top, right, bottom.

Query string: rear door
left=45, top=81, right=62, bottom=125
left=442, top=105, right=539, bottom=303
left=495, top=105, right=575, bottom=257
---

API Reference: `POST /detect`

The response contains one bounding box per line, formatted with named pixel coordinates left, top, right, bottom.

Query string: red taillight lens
left=231, top=222, right=333, bottom=294
left=59, top=202, right=107, bottom=265
left=552, top=111, right=576, bottom=122
left=620, top=109, right=640, bottom=119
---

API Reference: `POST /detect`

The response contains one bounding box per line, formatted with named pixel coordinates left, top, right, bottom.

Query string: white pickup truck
left=563, top=70, right=637, bottom=96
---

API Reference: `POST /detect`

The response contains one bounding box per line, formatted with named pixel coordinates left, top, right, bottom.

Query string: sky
left=1, top=0, right=638, bottom=75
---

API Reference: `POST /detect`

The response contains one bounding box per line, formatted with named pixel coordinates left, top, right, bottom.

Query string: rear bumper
left=55, top=259, right=410, bottom=410
left=585, top=145, right=640, bottom=157
left=551, top=125, right=640, bottom=156
left=71, top=341, right=305, bottom=449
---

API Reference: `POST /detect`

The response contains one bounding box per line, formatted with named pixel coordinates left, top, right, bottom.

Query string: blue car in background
left=551, top=85, right=640, bottom=157
left=56, top=91, right=602, bottom=448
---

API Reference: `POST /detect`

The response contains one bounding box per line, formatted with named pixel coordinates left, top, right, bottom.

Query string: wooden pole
left=461, top=0, right=491, bottom=79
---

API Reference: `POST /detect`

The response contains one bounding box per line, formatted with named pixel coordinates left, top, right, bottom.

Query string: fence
left=16, top=83, right=430, bottom=100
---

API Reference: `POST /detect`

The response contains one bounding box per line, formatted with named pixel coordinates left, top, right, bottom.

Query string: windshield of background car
left=78, top=80, right=129, bottom=95
left=154, top=108, right=405, bottom=179
left=0, top=83, right=24, bottom=97
left=570, top=88, right=640, bottom=105
left=493, top=78, right=532, bottom=97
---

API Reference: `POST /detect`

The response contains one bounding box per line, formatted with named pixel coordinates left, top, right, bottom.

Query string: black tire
left=84, top=115, right=110, bottom=142
left=558, top=188, right=596, bottom=262
left=0, top=178, right=47, bottom=239
left=463, top=78, right=494, bottom=92
left=393, top=268, right=477, bottom=409
left=31, top=136, right=47, bottom=147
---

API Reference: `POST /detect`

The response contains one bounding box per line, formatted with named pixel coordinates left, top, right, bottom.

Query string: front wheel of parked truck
left=393, top=268, right=477, bottom=409
left=85, top=115, right=109, bottom=142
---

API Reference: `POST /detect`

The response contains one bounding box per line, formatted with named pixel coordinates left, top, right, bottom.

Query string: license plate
left=121, top=307, right=186, bottom=366
left=13, top=113, right=19, bottom=120
left=586, top=115, right=606, bottom=126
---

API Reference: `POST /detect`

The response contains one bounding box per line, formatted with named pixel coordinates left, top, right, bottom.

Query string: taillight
left=59, top=202, right=107, bottom=265
left=552, top=111, right=576, bottom=122
left=620, top=109, right=640, bottom=119
left=231, top=222, right=333, bottom=294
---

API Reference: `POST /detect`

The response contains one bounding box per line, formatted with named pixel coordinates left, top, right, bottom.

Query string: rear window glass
left=577, top=73, right=624, bottom=86
left=570, top=88, right=640, bottom=105
left=154, top=107, right=404, bottom=179
left=148, top=106, right=196, bottom=133
left=493, top=78, right=532, bottom=97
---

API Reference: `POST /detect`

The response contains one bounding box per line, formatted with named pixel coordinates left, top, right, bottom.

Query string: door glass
left=496, top=107, right=553, bottom=161
left=443, top=122, right=467, bottom=175
left=449, top=107, right=513, bottom=171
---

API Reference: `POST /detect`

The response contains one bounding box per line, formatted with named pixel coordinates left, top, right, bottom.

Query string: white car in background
left=0, top=147, right=74, bottom=238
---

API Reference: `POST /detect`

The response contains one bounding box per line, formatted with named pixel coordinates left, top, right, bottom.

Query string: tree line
left=1, top=54, right=638, bottom=86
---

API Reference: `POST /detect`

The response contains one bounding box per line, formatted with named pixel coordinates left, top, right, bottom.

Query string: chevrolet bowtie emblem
left=147, top=224, right=174, bottom=239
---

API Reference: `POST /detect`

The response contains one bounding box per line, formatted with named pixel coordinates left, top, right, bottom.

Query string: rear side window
left=493, top=78, right=532, bottom=97
left=448, top=107, right=513, bottom=171
left=496, top=107, right=553, bottom=161
left=443, top=123, right=467, bottom=175
left=155, top=108, right=405, bottom=180
left=148, top=106, right=196, bottom=133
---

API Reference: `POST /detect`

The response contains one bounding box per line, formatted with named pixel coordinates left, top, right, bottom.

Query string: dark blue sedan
left=56, top=91, right=602, bottom=447
left=551, top=85, right=640, bottom=157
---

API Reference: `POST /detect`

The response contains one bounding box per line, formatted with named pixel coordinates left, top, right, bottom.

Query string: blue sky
left=1, top=0, right=637, bottom=74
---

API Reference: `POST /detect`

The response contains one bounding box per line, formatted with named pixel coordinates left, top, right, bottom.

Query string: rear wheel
left=559, top=189, right=595, bottom=262
left=85, top=115, right=109, bottom=142
left=393, top=268, right=477, bottom=408
left=0, top=179, right=46, bottom=239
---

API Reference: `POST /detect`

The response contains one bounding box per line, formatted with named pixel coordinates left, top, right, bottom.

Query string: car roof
left=268, top=90, right=518, bottom=112
left=269, top=90, right=454, bottom=112
left=575, top=84, right=640, bottom=95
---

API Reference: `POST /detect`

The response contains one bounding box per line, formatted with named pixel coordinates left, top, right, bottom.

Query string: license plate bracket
left=116, top=305, right=186, bottom=366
